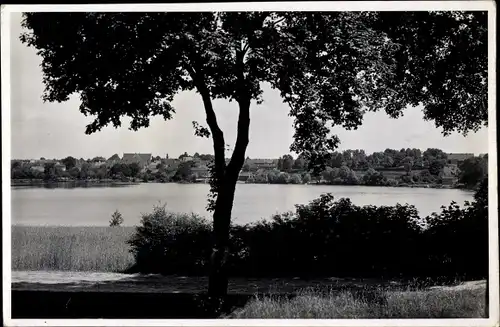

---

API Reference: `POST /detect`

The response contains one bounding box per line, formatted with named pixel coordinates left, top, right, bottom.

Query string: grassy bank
left=12, top=226, right=134, bottom=272
left=228, top=285, right=487, bottom=318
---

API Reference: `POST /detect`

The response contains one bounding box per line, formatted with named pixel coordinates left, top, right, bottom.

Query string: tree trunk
left=190, top=55, right=252, bottom=312
left=207, top=179, right=238, bottom=298
left=207, top=97, right=251, bottom=306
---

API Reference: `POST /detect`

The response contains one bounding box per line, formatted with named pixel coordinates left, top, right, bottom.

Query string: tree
left=276, top=172, right=290, bottom=184
left=338, top=165, right=351, bottom=180
left=423, top=148, right=448, bottom=161
left=79, top=162, right=90, bottom=179
left=92, top=156, right=106, bottom=162
left=383, top=155, right=395, bottom=168
left=402, top=156, right=414, bottom=174
left=281, top=154, right=294, bottom=172
left=199, top=154, right=215, bottom=161
left=429, top=159, right=447, bottom=176
left=109, top=210, right=124, bottom=227
left=179, top=152, right=190, bottom=160
left=108, top=154, right=121, bottom=161
left=68, top=166, right=80, bottom=179
left=458, top=156, right=487, bottom=189
left=242, top=163, right=251, bottom=172
left=293, top=157, right=306, bottom=171
left=128, top=163, right=141, bottom=177
left=21, top=11, right=487, bottom=304
left=61, top=156, right=77, bottom=170
left=110, top=163, right=131, bottom=177
left=329, top=152, right=344, bottom=168
left=302, top=172, right=312, bottom=184
left=43, top=162, right=58, bottom=181
left=289, top=173, right=302, bottom=184
left=95, top=166, right=108, bottom=180
left=363, top=168, right=387, bottom=186
left=173, top=161, right=194, bottom=182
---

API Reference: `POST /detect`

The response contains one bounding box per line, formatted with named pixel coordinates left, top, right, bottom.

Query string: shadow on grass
left=12, top=274, right=485, bottom=319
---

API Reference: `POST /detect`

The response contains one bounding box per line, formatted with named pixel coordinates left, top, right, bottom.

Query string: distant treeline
left=11, top=148, right=488, bottom=189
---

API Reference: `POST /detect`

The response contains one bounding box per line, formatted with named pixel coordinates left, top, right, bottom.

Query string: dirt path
left=11, top=271, right=486, bottom=294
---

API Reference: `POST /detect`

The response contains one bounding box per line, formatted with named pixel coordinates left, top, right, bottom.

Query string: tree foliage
left=61, top=156, right=77, bottom=170
left=458, top=156, right=488, bottom=188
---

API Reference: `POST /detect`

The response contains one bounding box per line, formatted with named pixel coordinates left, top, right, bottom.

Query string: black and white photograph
left=1, top=2, right=498, bottom=325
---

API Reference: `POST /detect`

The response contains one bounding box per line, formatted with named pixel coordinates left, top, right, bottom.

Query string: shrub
left=128, top=178, right=488, bottom=280
left=109, top=210, right=124, bottom=227
left=127, top=204, right=212, bottom=274
left=289, top=173, right=302, bottom=184
left=386, top=178, right=398, bottom=187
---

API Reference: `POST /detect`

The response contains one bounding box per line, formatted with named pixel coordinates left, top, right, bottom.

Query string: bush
left=128, top=178, right=488, bottom=280
left=386, top=179, right=398, bottom=187
left=109, top=210, right=124, bottom=227
left=127, top=204, right=212, bottom=274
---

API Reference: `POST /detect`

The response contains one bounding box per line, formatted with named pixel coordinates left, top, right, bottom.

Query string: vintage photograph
left=2, top=2, right=497, bottom=324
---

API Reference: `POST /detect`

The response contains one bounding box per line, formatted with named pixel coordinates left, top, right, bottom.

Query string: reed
left=12, top=225, right=135, bottom=272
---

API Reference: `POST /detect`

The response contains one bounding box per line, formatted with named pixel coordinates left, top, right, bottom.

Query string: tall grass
left=228, top=286, right=486, bottom=318
left=12, top=226, right=134, bottom=272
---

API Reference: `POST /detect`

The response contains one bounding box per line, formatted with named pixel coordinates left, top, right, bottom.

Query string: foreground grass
left=12, top=226, right=135, bottom=272
left=228, top=286, right=486, bottom=318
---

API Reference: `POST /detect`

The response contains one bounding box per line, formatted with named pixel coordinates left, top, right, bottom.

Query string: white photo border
left=2, top=2, right=498, bottom=326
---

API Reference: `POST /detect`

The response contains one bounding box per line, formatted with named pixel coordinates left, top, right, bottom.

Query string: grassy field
left=12, top=226, right=135, bottom=272
left=228, top=285, right=487, bottom=318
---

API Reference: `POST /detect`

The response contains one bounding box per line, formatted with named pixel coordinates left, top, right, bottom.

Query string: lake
left=11, top=183, right=474, bottom=226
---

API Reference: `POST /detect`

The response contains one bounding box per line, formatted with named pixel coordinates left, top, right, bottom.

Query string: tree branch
left=227, top=51, right=251, bottom=179
left=227, top=97, right=250, bottom=179
left=184, top=61, right=226, bottom=178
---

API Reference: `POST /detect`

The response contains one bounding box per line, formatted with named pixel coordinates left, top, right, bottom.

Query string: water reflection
left=11, top=181, right=137, bottom=190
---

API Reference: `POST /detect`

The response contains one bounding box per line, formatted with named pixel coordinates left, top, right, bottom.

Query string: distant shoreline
left=10, top=178, right=469, bottom=190
left=10, top=179, right=139, bottom=187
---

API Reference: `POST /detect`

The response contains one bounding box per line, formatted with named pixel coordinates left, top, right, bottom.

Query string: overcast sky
left=9, top=12, right=488, bottom=160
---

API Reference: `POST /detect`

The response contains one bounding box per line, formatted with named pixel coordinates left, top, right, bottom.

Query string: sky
left=9, top=12, right=488, bottom=160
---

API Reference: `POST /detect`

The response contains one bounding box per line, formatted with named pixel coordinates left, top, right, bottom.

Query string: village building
left=163, top=158, right=180, bottom=170
left=145, top=161, right=160, bottom=173
left=121, top=153, right=152, bottom=170
left=245, top=158, right=278, bottom=171
left=238, top=171, right=253, bottom=182
left=191, top=165, right=210, bottom=178
left=54, top=162, right=67, bottom=172
left=31, top=165, right=45, bottom=173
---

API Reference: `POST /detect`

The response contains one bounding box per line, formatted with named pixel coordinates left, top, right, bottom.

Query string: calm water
left=11, top=183, right=474, bottom=226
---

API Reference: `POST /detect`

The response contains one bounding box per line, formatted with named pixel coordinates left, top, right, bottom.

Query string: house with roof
left=145, top=161, right=161, bottom=173
left=162, top=158, right=180, bottom=170
left=245, top=158, right=278, bottom=171
left=121, top=153, right=152, bottom=170
left=31, top=165, right=45, bottom=173
left=54, top=162, right=67, bottom=172
left=191, top=165, right=210, bottom=178
left=238, top=171, right=253, bottom=182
